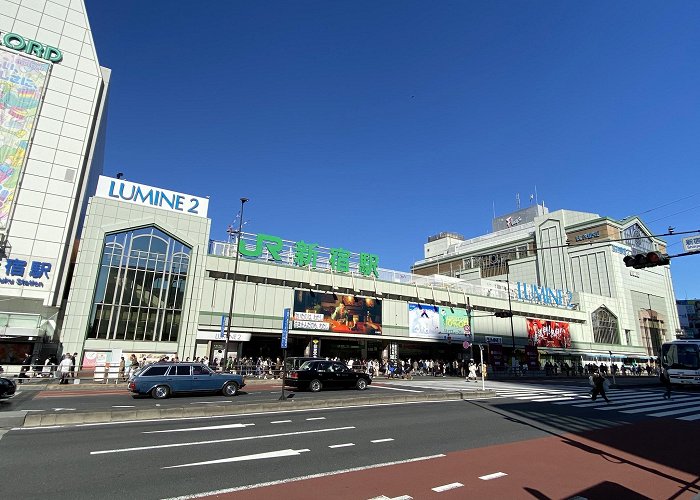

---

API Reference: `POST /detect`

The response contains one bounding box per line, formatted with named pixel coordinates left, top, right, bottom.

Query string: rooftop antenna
left=516, top=193, right=520, bottom=210
left=535, top=185, right=538, bottom=206
left=492, top=201, right=496, bottom=219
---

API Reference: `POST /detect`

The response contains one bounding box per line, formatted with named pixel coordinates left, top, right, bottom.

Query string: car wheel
left=151, top=385, right=170, bottom=399
left=222, top=381, right=239, bottom=397
left=309, top=379, right=322, bottom=392
left=356, top=378, right=368, bottom=390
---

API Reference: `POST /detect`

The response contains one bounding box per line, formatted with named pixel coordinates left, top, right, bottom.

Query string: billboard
left=0, top=48, right=51, bottom=229
left=526, top=318, right=571, bottom=348
left=409, top=303, right=471, bottom=340
left=293, top=290, right=382, bottom=335
left=408, top=303, right=440, bottom=339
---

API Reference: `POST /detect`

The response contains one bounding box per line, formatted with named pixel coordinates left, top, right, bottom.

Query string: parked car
left=287, top=359, right=371, bottom=392
left=0, top=376, right=17, bottom=400
left=127, top=363, right=245, bottom=399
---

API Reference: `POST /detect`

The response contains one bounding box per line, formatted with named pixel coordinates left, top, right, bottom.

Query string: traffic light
left=494, top=310, right=513, bottom=318
left=623, top=251, right=671, bottom=269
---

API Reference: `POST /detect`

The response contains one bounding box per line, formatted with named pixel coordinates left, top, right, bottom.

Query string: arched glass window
left=592, top=306, right=620, bottom=345
left=87, top=226, right=191, bottom=342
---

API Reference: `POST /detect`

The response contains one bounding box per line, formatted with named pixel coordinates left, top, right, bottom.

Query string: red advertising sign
left=526, top=318, right=571, bottom=348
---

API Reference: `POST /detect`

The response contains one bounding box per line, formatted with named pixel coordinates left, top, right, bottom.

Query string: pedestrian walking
left=57, top=354, right=72, bottom=384
left=662, top=366, right=672, bottom=400
left=467, top=360, right=477, bottom=382
left=590, top=370, right=611, bottom=403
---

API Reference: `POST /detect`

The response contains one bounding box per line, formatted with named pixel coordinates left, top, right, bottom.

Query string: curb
left=21, top=390, right=494, bottom=427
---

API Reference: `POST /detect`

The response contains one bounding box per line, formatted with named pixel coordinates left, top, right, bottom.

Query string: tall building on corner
left=0, top=0, right=109, bottom=364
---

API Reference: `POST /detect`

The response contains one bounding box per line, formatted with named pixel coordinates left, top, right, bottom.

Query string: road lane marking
left=112, top=405, right=136, bottom=408
left=432, top=482, right=463, bottom=492
left=595, top=396, right=692, bottom=411
left=270, top=420, right=292, bottom=424
left=371, top=438, right=394, bottom=443
left=161, top=454, right=446, bottom=499
left=479, top=472, right=508, bottom=480
left=680, top=413, right=700, bottom=421
left=372, top=385, right=423, bottom=393
left=648, top=406, right=700, bottom=417
left=329, top=443, right=355, bottom=448
left=189, top=401, right=234, bottom=405
left=143, top=423, right=254, bottom=433
left=306, top=417, right=326, bottom=420
left=18, top=399, right=459, bottom=430
left=162, top=448, right=310, bottom=469
left=369, top=496, right=413, bottom=500
left=620, top=400, right=700, bottom=414
left=90, top=426, right=355, bottom=455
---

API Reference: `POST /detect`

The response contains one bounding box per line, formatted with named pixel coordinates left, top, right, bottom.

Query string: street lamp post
left=223, top=197, right=248, bottom=369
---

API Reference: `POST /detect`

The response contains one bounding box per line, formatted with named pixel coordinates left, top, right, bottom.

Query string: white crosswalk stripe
left=382, top=378, right=700, bottom=421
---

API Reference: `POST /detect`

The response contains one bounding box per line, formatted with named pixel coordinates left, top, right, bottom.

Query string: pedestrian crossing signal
left=623, top=251, right=670, bottom=269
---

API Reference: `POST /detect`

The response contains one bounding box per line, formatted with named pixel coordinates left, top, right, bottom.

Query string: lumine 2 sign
left=238, top=234, right=380, bottom=277
left=0, top=32, right=62, bottom=63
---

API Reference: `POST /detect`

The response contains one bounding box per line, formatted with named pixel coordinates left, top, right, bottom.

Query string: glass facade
left=592, top=306, right=620, bottom=345
left=87, top=226, right=191, bottom=342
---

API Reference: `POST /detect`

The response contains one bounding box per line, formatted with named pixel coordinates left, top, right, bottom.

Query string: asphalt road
left=1, top=381, right=697, bottom=500
left=0, top=380, right=452, bottom=414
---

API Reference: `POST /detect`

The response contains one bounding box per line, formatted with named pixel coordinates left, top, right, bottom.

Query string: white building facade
left=413, top=205, right=681, bottom=362
left=0, top=0, right=109, bottom=365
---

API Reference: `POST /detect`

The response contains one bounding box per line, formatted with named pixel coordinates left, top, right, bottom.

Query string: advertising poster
left=0, top=48, right=51, bottom=229
left=293, top=290, right=382, bottom=335
left=526, top=318, right=571, bottom=348
left=409, top=303, right=470, bottom=340
left=525, top=345, right=539, bottom=370
left=439, top=307, right=470, bottom=338
left=489, top=343, right=504, bottom=370
left=408, top=303, right=440, bottom=339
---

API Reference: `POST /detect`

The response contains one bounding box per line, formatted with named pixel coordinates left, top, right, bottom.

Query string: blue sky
left=85, top=0, right=700, bottom=298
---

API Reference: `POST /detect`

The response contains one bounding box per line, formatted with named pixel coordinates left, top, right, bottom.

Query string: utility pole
left=223, top=197, right=248, bottom=367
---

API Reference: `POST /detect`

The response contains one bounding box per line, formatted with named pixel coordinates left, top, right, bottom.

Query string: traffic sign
left=463, top=340, right=471, bottom=349
left=682, top=236, right=700, bottom=253
left=463, top=325, right=471, bottom=334
left=281, top=308, right=290, bottom=349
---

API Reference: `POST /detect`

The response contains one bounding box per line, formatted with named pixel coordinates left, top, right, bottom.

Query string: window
left=193, top=365, right=211, bottom=375
left=143, top=366, right=168, bottom=376
left=170, top=365, right=191, bottom=376
left=662, top=344, right=700, bottom=370
left=87, top=226, right=191, bottom=343
left=592, top=307, right=620, bottom=345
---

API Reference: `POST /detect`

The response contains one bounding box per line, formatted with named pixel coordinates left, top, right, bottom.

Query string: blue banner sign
left=281, top=308, right=290, bottom=349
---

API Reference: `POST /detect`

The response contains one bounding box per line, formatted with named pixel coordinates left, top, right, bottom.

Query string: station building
left=413, top=204, right=681, bottom=365
left=54, top=176, right=677, bottom=371
left=0, top=0, right=110, bottom=366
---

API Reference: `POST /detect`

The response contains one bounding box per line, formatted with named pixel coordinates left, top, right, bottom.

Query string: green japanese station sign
left=237, top=233, right=380, bottom=278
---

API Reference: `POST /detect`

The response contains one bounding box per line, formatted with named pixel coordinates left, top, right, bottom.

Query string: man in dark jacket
left=591, top=370, right=611, bottom=403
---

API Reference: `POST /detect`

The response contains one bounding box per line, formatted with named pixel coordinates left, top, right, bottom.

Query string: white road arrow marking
left=144, top=423, right=254, bottom=433
left=162, top=448, right=310, bottom=469
left=91, top=426, right=355, bottom=455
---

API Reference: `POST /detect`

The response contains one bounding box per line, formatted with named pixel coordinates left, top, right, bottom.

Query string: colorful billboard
left=408, top=303, right=440, bottom=339
left=409, top=303, right=471, bottom=340
left=0, top=48, right=51, bottom=229
left=293, top=290, right=382, bottom=335
left=526, top=318, right=571, bottom=348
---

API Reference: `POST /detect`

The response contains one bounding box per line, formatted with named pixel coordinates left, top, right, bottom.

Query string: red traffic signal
left=623, top=251, right=670, bottom=269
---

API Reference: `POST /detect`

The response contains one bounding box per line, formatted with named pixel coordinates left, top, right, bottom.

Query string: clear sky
left=84, top=0, right=700, bottom=298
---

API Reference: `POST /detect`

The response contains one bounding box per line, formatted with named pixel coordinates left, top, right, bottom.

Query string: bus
left=661, top=340, right=700, bottom=386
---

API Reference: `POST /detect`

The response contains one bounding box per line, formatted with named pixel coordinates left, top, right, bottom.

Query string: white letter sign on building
left=95, top=176, right=209, bottom=218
